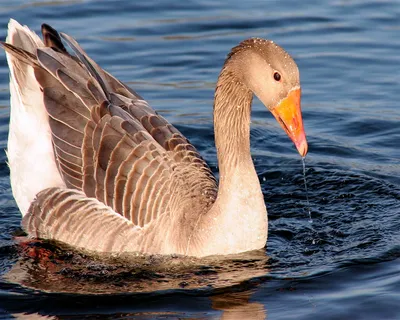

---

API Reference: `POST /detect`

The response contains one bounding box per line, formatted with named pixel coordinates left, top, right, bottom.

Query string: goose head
left=225, top=38, right=308, bottom=156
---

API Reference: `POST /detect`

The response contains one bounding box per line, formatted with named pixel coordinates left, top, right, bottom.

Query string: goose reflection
left=211, top=291, right=266, bottom=319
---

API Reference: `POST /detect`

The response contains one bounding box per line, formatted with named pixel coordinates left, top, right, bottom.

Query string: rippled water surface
left=0, top=1, right=399, bottom=319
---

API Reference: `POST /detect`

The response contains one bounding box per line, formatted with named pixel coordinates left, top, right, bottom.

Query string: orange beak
left=271, top=88, right=308, bottom=157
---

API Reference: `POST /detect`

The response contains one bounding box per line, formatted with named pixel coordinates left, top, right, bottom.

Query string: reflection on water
left=2, top=239, right=268, bottom=318
left=8, top=292, right=267, bottom=320
left=9, top=313, right=56, bottom=320
left=211, top=292, right=266, bottom=320
left=3, top=239, right=270, bottom=294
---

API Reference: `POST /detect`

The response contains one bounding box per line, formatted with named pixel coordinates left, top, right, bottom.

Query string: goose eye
left=273, top=72, right=281, bottom=81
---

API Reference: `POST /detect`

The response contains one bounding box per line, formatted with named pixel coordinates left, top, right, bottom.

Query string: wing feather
left=104, top=134, right=135, bottom=207
left=5, top=23, right=218, bottom=239
left=82, top=119, right=96, bottom=197
left=23, top=188, right=139, bottom=252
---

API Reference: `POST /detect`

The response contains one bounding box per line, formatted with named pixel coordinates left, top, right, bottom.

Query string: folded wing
left=3, top=23, right=217, bottom=247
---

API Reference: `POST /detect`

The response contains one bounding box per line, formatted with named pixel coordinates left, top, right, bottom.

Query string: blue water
left=0, top=0, right=399, bottom=319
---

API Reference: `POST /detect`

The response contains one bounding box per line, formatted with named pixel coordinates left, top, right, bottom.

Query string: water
left=301, top=157, right=312, bottom=223
left=0, top=0, right=399, bottom=319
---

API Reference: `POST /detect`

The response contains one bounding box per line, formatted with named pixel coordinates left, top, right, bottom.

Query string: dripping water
left=301, top=156, right=312, bottom=224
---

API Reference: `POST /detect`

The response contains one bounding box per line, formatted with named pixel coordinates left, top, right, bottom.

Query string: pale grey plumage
left=3, top=20, right=306, bottom=257
left=2, top=22, right=218, bottom=255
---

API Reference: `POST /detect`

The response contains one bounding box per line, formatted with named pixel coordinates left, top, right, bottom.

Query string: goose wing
left=3, top=25, right=217, bottom=235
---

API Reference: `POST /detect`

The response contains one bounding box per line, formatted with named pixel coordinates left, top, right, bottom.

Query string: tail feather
left=41, top=23, right=68, bottom=53
left=6, top=19, right=42, bottom=54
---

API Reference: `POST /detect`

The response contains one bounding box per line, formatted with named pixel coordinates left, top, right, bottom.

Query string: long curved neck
left=191, top=66, right=267, bottom=256
left=213, top=67, right=253, bottom=185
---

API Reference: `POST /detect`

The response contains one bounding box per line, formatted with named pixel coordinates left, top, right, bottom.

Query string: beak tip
left=296, top=139, right=308, bottom=157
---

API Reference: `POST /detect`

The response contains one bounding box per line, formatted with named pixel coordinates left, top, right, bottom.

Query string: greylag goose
left=2, top=19, right=307, bottom=257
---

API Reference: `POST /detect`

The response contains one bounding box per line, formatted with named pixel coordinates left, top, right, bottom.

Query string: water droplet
left=302, top=156, right=312, bottom=223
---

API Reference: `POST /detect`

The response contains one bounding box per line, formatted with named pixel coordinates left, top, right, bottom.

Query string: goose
left=2, top=19, right=307, bottom=257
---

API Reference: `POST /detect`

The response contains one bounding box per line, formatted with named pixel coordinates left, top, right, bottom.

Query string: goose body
left=2, top=19, right=307, bottom=257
